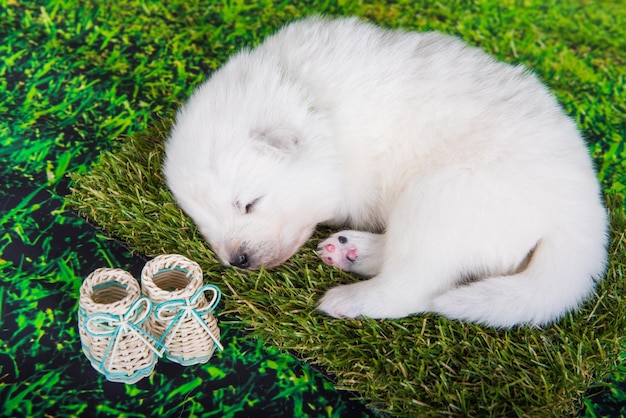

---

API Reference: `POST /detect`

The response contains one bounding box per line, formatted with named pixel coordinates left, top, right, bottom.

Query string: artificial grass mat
left=68, top=119, right=626, bottom=416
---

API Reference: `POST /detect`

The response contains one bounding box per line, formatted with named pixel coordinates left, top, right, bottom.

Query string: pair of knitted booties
left=77, top=254, right=223, bottom=384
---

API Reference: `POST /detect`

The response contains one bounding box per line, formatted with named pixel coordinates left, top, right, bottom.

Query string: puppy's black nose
left=231, top=252, right=250, bottom=269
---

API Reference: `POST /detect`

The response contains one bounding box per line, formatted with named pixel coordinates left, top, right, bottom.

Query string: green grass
left=62, top=0, right=626, bottom=416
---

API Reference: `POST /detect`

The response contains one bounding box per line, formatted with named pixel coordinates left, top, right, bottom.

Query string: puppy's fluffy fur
left=164, top=17, right=608, bottom=327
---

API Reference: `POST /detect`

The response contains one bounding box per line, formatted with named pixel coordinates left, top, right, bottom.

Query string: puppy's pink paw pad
left=346, top=248, right=357, bottom=262
left=317, top=234, right=359, bottom=271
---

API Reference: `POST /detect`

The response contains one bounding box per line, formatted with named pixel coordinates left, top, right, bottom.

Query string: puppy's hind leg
left=317, top=167, right=543, bottom=321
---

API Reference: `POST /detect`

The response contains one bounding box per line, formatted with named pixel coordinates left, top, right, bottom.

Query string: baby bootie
left=78, top=268, right=161, bottom=384
left=141, top=254, right=223, bottom=366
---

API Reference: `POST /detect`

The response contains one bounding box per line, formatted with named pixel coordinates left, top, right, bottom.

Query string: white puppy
left=163, top=17, right=608, bottom=327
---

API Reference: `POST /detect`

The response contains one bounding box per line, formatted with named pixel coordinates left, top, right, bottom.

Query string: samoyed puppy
left=163, top=16, right=608, bottom=327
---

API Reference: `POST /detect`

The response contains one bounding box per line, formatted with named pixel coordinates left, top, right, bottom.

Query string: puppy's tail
left=431, top=230, right=608, bottom=328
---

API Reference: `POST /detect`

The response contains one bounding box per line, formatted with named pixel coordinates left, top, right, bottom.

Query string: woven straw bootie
left=141, top=254, right=223, bottom=366
left=78, top=268, right=162, bottom=384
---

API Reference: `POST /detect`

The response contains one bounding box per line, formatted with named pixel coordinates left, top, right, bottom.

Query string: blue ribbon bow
left=153, top=283, right=224, bottom=353
left=83, top=297, right=163, bottom=374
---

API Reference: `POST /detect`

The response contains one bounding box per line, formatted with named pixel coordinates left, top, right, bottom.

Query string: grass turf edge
left=67, top=123, right=626, bottom=417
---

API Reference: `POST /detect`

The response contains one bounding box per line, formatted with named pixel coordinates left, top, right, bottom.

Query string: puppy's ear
left=252, top=127, right=300, bottom=156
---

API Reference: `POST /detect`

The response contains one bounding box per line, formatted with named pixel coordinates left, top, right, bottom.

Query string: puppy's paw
left=317, top=232, right=359, bottom=271
left=317, top=230, right=384, bottom=276
left=317, top=284, right=364, bottom=318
